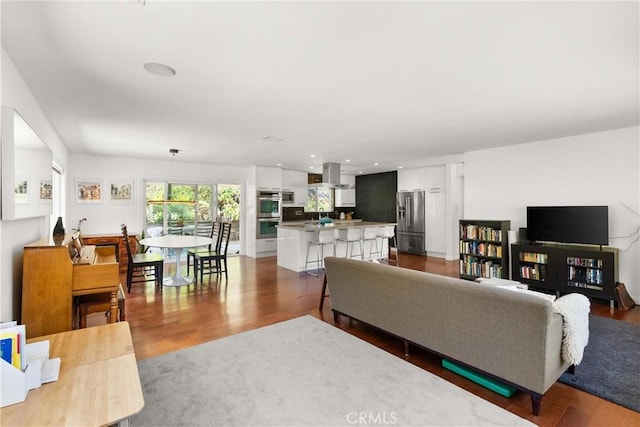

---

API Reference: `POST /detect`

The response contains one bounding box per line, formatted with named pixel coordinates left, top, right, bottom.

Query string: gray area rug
left=130, top=315, right=534, bottom=426
left=559, top=314, right=640, bottom=413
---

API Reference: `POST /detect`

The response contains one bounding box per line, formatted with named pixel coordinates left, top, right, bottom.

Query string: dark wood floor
left=105, top=253, right=640, bottom=427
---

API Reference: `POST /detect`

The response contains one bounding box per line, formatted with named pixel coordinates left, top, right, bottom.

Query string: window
left=306, top=187, right=334, bottom=212
left=144, top=181, right=213, bottom=237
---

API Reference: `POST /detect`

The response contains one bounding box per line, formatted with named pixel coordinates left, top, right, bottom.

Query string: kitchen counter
left=278, top=219, right=367, bottom=230
left=277, top=221, right=396, bottom=272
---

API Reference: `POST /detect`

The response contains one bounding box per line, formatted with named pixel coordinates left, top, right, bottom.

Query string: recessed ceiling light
left=276, top=163, right=282, bottom=167
left=345, top=159, right=351, bottom=163
left=309, top=166, right=315, bottom=170
left=144, top=63, right=176, bottom=77
left=373, top=162, right=379, bottom=166
left=398, top=166, right=403, bottom=169
left=310, top=154, right=316, bottom=158
left=358, top=171, right=363, bottom=174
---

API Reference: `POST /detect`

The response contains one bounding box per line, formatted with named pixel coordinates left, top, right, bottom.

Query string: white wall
left=1, top=49, right=70, bottom=322
left=464, top=126, right=640, bottom=300
left=67, top=153, right=248, bottom=238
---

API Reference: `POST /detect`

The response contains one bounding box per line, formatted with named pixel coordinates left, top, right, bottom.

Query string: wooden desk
left=0, top=322, right=144, bottom=426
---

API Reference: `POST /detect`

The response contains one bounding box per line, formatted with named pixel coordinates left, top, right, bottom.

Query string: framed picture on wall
left=109, top=179, right=134, bottom=204
left=15, top=174, right=29, bottom=204
left=39, top=177, right=53, bottom=203
left=76, top=178, right=103, bottom=203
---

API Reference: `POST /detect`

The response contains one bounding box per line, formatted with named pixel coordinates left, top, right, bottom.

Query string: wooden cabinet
left=459, top=220, right=511, bottom=280
left=511, top=243, right=618, bottom=303
left=82, top=234, right=136, bottom=272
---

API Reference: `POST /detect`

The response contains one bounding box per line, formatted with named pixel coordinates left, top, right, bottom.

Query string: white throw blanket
left=552, top=293, right=590, bottom=365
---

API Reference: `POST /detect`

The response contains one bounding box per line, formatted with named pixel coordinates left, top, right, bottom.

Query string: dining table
left=139, top=235, right=212, bottom=287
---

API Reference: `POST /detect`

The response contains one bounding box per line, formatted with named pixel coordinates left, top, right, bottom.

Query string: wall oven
left=257, top=217, right=279, bottom=239
left=257, top=191, right=281, bottom=238
left=257, top=191, right=281, bottom=218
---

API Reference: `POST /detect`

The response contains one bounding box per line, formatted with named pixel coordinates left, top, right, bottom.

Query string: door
left=217, top=184, right=241, bottom=255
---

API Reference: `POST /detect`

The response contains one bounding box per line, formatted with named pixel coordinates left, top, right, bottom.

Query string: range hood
left=309, top=163, right=354, bottom=189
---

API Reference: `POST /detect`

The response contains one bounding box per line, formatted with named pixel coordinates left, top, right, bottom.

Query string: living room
left=1, top=1, right=639, bottom=425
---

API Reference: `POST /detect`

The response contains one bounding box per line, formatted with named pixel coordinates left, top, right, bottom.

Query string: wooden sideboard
left=21, top=234, right=120, bottom=338
left=81, top=233, right=136, bottom=272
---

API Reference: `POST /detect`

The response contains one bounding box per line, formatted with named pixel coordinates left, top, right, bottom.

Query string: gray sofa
left=323, top=257, right=572, bottom=416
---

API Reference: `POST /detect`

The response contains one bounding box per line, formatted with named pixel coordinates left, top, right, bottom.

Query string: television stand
left=511, top=242, right=618, bottom=306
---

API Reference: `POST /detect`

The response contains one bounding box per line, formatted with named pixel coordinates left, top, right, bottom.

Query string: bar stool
left=363, top=227, right=381, bottom=260
left=304, top=229, right=336, bottom=276
left=336, top=228, right=363, bottom=259
left=377, top=225, right=398, bottom=265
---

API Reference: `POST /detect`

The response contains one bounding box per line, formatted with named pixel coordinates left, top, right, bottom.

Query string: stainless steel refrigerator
left=396, top=190, right=426, bottom=255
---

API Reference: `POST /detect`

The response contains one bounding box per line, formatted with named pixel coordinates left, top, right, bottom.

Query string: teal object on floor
left=442, top=359, right=517, bottom=398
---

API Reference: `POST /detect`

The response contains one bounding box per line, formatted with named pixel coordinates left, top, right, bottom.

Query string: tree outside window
left=306, top=187, right=333, bottom=212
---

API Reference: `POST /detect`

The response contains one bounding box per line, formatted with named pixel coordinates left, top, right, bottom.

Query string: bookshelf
left=459, top=220, right=511, bottom=281
left=511, top=243, right=618, bottom=303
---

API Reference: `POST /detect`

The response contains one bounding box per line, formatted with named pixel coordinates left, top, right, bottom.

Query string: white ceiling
left=2, top=1, right=638, bottom=175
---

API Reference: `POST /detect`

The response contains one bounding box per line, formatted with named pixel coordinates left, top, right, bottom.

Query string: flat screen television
left=526, top=206, right=608, bottom=245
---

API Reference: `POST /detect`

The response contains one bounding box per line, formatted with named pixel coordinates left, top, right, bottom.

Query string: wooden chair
left=76, top=284, right=126, bottom=329
left=187, top=221, right=219, bottom=276
left=194, top=221, right=231, bottom=282
left=121, top=224, right=164, bottom=293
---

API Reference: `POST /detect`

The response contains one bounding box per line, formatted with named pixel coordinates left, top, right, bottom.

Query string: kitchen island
left=277, top=220, right=396, bottom=273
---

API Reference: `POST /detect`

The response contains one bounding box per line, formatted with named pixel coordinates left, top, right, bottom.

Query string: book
left=0, top=338, right=12, bottom=365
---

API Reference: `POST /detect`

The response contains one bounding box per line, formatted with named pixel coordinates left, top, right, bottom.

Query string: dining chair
left=194, top=221, right=231, bottom=282
left=187, top=220, right=219, bottom=276
left=121, top=224, right=164, bottom=293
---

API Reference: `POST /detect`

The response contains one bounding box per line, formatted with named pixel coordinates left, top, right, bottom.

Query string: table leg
left=163, top=247, right=195, bottom=287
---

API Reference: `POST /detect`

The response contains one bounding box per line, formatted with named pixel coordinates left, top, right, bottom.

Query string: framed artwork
left=109, top=179, right=134, bottom=203
left=76, top=178, right=103, bottom=203
left=15, top=175, right=29, bottom=204
left=39, top=177, right=53, bottom=203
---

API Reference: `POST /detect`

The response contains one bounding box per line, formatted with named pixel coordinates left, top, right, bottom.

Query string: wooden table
left=0, top=322, right=144, bottom=426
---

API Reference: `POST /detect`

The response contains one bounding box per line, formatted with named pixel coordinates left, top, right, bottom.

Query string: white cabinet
left=426, top=190, right=446, bottom=254
left=425, top=165, right=446, bottom=192
left=335, top=189, right=355, bottom=207
left=255, top=237, right=277, bottom=253
left=256, top=167, right=282, bottom=191
left=335, top=174, right=356, bottom=207
left=282, top=169, right=307, bottom=206
left=397, top=168, right=425, bottom=192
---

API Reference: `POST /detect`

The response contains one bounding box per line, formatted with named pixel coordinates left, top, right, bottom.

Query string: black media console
left=511, top=242, right=619, bottom=307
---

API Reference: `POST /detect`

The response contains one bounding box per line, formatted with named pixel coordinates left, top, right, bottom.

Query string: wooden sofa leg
left=567, top=365, right=575, bottom=375
left=531, top=394, right=541, bottom=416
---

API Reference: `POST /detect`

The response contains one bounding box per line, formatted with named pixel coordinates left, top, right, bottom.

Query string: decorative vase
left=52, top=216, right=65, bottom=245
